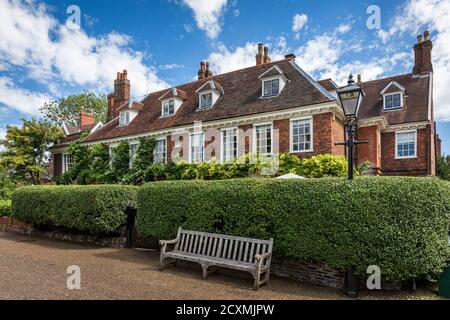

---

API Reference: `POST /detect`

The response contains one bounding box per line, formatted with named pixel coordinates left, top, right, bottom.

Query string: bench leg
left=253, top=272, right=261, bottom=291
left=201, top=264, right=210, bottom=280
left=159, top=258, right=177, bottom=271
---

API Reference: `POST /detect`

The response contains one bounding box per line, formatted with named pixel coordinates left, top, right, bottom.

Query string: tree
left=39, top=91, right=108, bottom=127
left=0, top=119, right=64, bottom=185
left=437, top=155, right=450, bottom=181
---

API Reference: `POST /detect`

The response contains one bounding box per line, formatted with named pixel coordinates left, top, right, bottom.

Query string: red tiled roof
left=358, top=73, right=431, bottom=125
left=317, top=79, right=338, bottom=92
left=83, top=59, right=333, bottom=143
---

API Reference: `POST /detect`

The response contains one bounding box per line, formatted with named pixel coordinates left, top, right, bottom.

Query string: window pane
left=385, top=95, right=393, bottom=109
left=200, top=93, right=212, bottom=109
left=255, top=124, right=272, bottom=155
left=393, top=94, right=401, bottom=108
left=190, top=134, right=204, bottom=163
left=397, top=132, right=416, bottom=158
left=222, top=129, right=237, bottom=163
left=154, top=139, right=166, bottom=164
left=291, top=119, right=312, bottom=152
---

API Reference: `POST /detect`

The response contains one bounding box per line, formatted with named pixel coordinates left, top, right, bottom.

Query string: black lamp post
left=336, top=74, right=367, bottom=180
left=336, top=74, right=367, bottom=298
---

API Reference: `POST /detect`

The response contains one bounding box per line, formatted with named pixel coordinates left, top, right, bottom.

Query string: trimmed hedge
left=137, top=177, right=450, bottom=281
left=0, top=199, right=12, bottom=217
left=12, top=185, right=137, bottom=234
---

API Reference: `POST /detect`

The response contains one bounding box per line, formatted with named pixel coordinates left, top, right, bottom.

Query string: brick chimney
left=256, top=43, right=271, bottom=66
left=413, top=31, right=433, bottom=74
left=80, top=111, right=95, bottom=127
left=107, top=70, right=130, bottom=121
left=197, top=62, right=213, bottom=80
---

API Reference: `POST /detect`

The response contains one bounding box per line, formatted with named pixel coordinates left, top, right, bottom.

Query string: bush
left=137, top=177, right=450, bottom=281
left=12, top=185, right=137, bottom=234
left=0, top=199, right=12, bottom=216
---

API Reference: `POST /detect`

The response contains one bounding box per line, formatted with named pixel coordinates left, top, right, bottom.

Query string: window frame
left=189, top=133, right=205, bottom=164
left=62, top=153, right=74, bottom=173
left=290, top=117, right=314, bottom=153
left=153, top=138, right=167, bottom=164
left=162, top=99, right=176, bottom=117
left=129, top=143, right=139, bottom=169
left=262, top=78, right=281, bottom=97
left=119, top=111, right=130, bottom=126
left=383, top=92, right=404, bottom=111
left=395, top=130, right=417, bottom=159
left=199, top=92, right=213, bottom=110
left=253, top=122, right=274, bottom=156
left=221, top=127, right=238, bottom=163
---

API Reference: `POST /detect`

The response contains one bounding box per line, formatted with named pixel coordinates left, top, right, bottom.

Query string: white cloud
left=159, top=64, right=185, bottom=70
left=206, top=42, right=285, bottom=75
left=337, top=23, right=352, bottom=34
left=182, top=0, right=228, bottom=39
left=377, top=0, right=450, bottom=120
left=292, top=14, right=308, bottom=33
left=0, top=0, right=169, bottom=114
left=0, top=77, right=51, bottom=115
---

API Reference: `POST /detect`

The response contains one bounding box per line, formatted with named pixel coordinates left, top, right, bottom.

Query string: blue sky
left=0, top=0, right=449, bottom=154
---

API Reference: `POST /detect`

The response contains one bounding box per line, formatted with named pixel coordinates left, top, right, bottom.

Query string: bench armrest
left=159, top=238, right=179, bottom=254
left=255, top=252, right=272, bottom=268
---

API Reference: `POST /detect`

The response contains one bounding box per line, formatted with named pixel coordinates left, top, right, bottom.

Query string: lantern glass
left=337, top=74, right=364, bottom=118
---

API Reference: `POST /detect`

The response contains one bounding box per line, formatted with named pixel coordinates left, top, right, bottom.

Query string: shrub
left=12, top=185, right=137, bottom=234
left=137, top=177, right=450, bottom=281
left=0, top=199, right=12, bottom=216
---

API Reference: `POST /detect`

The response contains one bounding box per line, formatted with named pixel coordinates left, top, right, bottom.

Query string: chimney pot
left=424, top=30, right=430, bottom=41
left=417, top=35, right=423, bottom=44
left=357, top=74, right=362, bottom=83
left=284, top=53, right=296, bottom=60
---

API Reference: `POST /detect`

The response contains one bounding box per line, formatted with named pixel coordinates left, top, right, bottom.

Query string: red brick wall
left=53, top=153, right=62, bottom=177
left=357, top=126, right=381, bottom=173
left=381, top=129, right=429, bottom=176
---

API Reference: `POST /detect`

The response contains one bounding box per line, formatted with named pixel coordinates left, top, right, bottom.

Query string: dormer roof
left=258, top=65, right=285, bottom=79
left=117, top=101, right=144, bottom=112
left=195, top=80, right=224, bottom=94
left=159, top=88, right=187, bottom=101
left=380, top=81, right=406, bottom=95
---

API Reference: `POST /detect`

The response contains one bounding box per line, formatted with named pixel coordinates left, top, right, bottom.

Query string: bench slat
left=216, top=238, right=223, bottom=258
left=232, top=240, right=239, bottom=260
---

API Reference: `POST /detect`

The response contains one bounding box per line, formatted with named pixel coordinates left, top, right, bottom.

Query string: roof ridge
left=142, top=58, right=290, bottom=102
left=361, top=73, right=413, bottom=85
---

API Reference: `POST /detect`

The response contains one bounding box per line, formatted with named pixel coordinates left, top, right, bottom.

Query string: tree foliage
left=0, top=119, right=64, bottom=184
left=437, top=155, right=450, bottom=181
left=39, top=91, right=107, bottom=127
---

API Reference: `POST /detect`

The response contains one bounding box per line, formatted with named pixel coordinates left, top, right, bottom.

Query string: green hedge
left=12, top=185, right=137, bottom=234
left=0, top=199, right=12, bottom=217
left=137, top=177, right=450, bottom=281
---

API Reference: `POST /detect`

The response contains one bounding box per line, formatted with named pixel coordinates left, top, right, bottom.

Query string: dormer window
left=258, top=66, right=288, bottom=98
left=200, top=92, right=213, bottom=109
left=381, top=81, right=405, bottom=111
left=159, top=88, right=186, bottom=117
left=119, top=111, right=130, bottom=126
left=384, top=93, right=403, bottom=110
left=162, top=99, right=175, bottom=117
left=263, top=78, right=280, bottom=97
left=196, top=80, right=223, bottom=110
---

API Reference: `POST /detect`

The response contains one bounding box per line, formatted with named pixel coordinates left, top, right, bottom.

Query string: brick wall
left=357, top=126, right=381, bottom=174
left=53, top=153, right=62, bottom=177
left=271, top=257, right=345, bottom=289
left=381, top=129, right=429, bottom=176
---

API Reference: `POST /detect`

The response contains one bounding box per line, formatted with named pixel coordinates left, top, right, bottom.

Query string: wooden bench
left=159, top=228, right=274, bottom=290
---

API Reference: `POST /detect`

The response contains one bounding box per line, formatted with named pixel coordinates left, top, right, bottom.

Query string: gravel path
left=0, top=232, right=344, bottom=300
left=0, top=232, right=442, bottom=300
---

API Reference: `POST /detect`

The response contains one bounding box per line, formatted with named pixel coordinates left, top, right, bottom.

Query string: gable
left=380, top=81, right=406, bottom=95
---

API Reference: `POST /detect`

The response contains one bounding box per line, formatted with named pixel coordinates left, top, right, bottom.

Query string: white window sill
left=290, top=150, right=314, bottom=154
left=383, top=107, right=403, bottom=112
left=259, top=94, right=281, bottom=99
left=160, top=114, right=175, bottom=119
left=395, top=156, right=418, bottom=160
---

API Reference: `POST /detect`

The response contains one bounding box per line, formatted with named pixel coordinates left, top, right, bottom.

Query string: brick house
left=50, top=32, right=441, bottom=177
